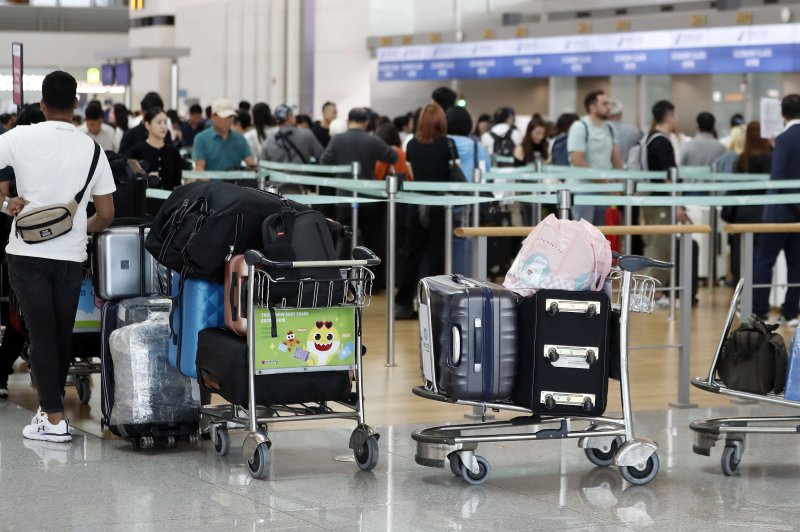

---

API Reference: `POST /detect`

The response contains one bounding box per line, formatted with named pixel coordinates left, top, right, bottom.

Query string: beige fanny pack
left=15, top=142, right=101, bottom=244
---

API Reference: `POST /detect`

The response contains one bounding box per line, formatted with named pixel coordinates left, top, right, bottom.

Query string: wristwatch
left=0, top=197, right=9, bottom=214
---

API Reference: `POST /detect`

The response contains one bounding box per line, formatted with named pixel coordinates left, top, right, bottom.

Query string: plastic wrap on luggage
left=108, top=314, right=197, bottom=426
left=116, top=297, right=172, bottom=327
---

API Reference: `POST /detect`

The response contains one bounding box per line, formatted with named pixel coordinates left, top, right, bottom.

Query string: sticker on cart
left=74, top=278, right=102, bottom=333
left=254, top=307, right=356, bottom=374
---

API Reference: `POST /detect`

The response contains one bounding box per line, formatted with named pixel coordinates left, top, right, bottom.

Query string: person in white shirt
left=0, top=71, right=116, bottom=443
left=481, top=107, right=524, bottom=156
left=78, top=101, right=118, bottom=151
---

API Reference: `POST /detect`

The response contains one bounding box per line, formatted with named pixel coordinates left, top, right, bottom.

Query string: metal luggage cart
left=199, top=246, right=380, bottom=479
left=411, top=254, right=672, bottom=486
left=690, top=279, right=800, bottom=476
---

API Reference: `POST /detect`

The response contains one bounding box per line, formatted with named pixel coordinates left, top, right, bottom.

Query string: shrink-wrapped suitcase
left=418, top=275, right=517, bottom=402
left=515, top=290, right=611, bottom=416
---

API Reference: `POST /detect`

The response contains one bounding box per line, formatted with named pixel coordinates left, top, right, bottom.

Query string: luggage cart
left=199, top=246, right=380, bottom=479
left=411, top=254, right=672, bottom=486
left=690, top=279, right=800, bottom=476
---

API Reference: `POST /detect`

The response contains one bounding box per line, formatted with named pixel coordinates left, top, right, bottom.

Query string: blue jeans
left=8, top=255, right=83, bottom=413
left=752, top=232, right=800, bottom=319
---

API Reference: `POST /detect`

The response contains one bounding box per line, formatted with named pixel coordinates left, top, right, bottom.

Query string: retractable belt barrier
left=146, top=165, right=800, bottom=393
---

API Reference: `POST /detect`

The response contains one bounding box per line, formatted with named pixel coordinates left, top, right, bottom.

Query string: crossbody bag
left=15, top=142, right=101, bottom=244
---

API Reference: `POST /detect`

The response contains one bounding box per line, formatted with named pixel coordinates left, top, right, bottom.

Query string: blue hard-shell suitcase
left=169, top=272, right=225, bottom=378
left=785, top=329, right=800, bottom=402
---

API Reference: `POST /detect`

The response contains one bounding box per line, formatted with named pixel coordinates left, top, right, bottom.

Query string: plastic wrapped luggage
left=224, top=255, right=248, bottom=336
left=196, top=327, right=352, bottom=407
left=108, top=315, right=198, bottom=437
left=515, top=289, right=611, bottom=416
left=92, top=225, right=160, bottom=300
left=169, top=272, right=225, bottom=378
left=786, top=329, right=800, bottom=402
left=418, top=275, right=518, bottom=401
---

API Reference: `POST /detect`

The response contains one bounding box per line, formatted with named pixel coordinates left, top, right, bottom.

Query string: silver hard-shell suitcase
left=419, top=275, right=518, bottom=401
left=93, top=226, right=159, bottom=300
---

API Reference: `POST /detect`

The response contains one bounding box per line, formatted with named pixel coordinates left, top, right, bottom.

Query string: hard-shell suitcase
left=107, top=316, right=198, bottom=441
left=785, top=329, right=800, bottom=401
left=224, top=255, right=249, bottom=336
left=196, top=327, right=352, bottom=407
left=418, top=275, right=517, bottom=402
left=515, top=289, right=611, bottom=416
left=169, top=272, right=225, bottom=378
left=92, top=225, right=159, bottom=300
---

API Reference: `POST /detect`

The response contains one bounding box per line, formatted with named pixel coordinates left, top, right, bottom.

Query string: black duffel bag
left=716, top=319, right=788, bottom=395
left=145, top=181, right=307, bottom=281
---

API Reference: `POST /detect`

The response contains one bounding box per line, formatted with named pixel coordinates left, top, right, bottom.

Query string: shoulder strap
left=501, top=128, right=514, bottom=141
left=472, top=139, right=479, bottom=170
left=277, top=130, right=308, bottom=165
left=582, top=120, right=589, bottom=144
left=74, top=142, right=101, bottom=205
left=446, top=137, right=460, bottom=164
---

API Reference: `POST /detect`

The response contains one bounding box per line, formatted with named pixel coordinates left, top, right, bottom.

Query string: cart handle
left=244, top=246, right=381, bottom=269
left=612, top=251, right=673, bottom=273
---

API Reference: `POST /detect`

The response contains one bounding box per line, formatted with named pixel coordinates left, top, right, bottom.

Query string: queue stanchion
left=557, top=189, right=572, bottom=220
left=670, top=231, right=699, bottom=408
left=471, top=163, right=486, bottom=280
left=668, top=167, right=678, bottom=321
left=385, top=174, right=399, bottom=368
left=256, top=170, right=266, bottom=191
left=532, top=159, right=543, bottom=224
left=708, top=193, right=718, bottom=297
left=624, top=179, right=635, bottom=255
left=351, top=161, right=361, bottom=254
left=444, top=204, right=453, bottom=275
left=740, top=231, right=755, bottom=319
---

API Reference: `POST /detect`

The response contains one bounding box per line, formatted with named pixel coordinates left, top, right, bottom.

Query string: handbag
left=15, top=142, right=101, bottom=244
left=717, top=319, right=788, bottom=395
left=446, top=138, right=467, bottom=183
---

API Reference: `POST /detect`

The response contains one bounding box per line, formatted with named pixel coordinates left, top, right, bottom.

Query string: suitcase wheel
left=547, top=348, right=559, bottom=362
left=547, top=302, right=559, bottom=316
left=583, top=397, right=594, bottom=413
left=544, top=394, right=556, bottom=410
left=586, top=304, right=597, bottom=318
left=586, top=350, right=597, bottom=365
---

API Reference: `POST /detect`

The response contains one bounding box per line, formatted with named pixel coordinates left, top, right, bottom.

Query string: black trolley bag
left=515, top=289, right=611, bottom=416
left=419, top=275, right=518, bottom=401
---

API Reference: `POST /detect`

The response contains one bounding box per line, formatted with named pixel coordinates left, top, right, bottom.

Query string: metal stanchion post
left=740, top=231, right=754, bottom=319
left=532, top=159, right=543, bottom=224
left=670, top=232, right=698, bottom=408
left=708, top=198, right=718, bottom=296
left=471, top=164, right=483, bottom=278
left=624, top=179, right=635, bottom=255
left=385, top=174, right=399, bottom=368
left=256, top=171, right=266, bottom=191
left=557, top=189, right=572, bottom=220
left=444, top=204, right=453, bottom=275
left=351, top=162, right=361, bottom=254
left=668, top=167, right=678, bottom=321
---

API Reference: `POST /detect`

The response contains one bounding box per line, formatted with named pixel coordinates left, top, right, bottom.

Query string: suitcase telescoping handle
left=244, top=247, right=381, bottom=269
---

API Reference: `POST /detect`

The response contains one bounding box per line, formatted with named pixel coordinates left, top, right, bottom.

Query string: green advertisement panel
left=255, top=307, right=357, bottom=374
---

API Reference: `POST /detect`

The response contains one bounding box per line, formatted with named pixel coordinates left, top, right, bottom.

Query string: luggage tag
left=543, top=344, right=599, bottom=369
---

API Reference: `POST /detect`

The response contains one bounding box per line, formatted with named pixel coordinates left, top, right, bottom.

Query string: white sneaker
left=779, top=316, right=799, bottom=328
left=654, top=295, right=670, bottom=310
left=22, top=408, right=72, bottom=443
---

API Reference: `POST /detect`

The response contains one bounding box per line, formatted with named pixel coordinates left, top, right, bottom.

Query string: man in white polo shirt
left=0, top=71, right=116, bottom=442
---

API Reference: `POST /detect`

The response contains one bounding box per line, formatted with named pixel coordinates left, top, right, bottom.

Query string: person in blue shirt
left=752, top=94, right=800, bottom=326
left=193, top=99, right=256, bottom=171
left=446, top=106, right=491, bottom=276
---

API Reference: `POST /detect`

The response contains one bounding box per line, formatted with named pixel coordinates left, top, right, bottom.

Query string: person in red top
left=374, top=122, right=413, bottom=181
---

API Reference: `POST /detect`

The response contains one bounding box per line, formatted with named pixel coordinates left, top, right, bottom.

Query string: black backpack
left=105, top=151, right=149, bottom=220
left=145, top=181, right=307, bottom=281
left=717, top=319, right=788, bottom=395
left=550, top=134, right=569, bottom=166
left=490, top=128, right=516, bottom=158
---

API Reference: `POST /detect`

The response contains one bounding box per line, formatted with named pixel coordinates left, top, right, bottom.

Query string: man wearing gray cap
left=261, top=104, right=324, bottom=164
left=608, top=99, right=643, bottom=163
left=193, top=98, right=256, bottom=171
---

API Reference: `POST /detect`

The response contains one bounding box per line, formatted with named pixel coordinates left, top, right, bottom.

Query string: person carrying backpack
left=480, top=107, right=523, bottom=164
left=550, top=113, right=579, bottom=166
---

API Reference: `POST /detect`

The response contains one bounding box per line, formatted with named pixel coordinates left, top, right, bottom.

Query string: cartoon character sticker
left=278, top=330, right=301, bottom=353
left=306, top=321, right=341, bottom=366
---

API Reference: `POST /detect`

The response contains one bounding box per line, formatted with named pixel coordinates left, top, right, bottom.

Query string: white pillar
left=270, top=0, right=288, bottom=105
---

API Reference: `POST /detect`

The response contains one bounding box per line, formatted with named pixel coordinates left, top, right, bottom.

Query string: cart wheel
left=584, top=437, right=622, bottom=467
left=586, top=350, right=597, bottom=365
left=76, top=377, right=91, bottom=405
left=619, top=452, right=659, bottom=485
left=213, top=427, right=230, bottom=457
left=165, top=435, right=176, bottom=448
left=586, top=304, right=597, bottom=318
left=461, top=456, right=491, bottom=485
left=187, top=433, right=199, bottom=445
left=354, top=434, right=379, bottom=471
left=547, top=348, right=559, bottom=362
left=721, top=445, right=740, bottom=476
left=448, top=452, right=464, bottom=477
left=247, top=442, right=270, bottom=479
left=544, top=395, right=556, bottom=410
left=138, top=436, right=155, bottom=450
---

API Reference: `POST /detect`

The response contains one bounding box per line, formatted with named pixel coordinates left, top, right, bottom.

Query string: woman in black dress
left=128, top=107, right=184, bottom=190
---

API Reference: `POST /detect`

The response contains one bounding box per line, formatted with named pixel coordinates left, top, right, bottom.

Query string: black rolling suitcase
left=196, top=328, right=352, bottom=407
left=419, top=275, right=518, bottom=402
left=515, top=289, right=611, bottom=416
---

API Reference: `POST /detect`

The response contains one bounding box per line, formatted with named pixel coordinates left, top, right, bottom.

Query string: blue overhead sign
left=377, top=23, right=800, bottom=81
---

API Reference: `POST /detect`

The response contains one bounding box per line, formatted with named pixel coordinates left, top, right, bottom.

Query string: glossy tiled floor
left=2, top=398, right=800, bottom=531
